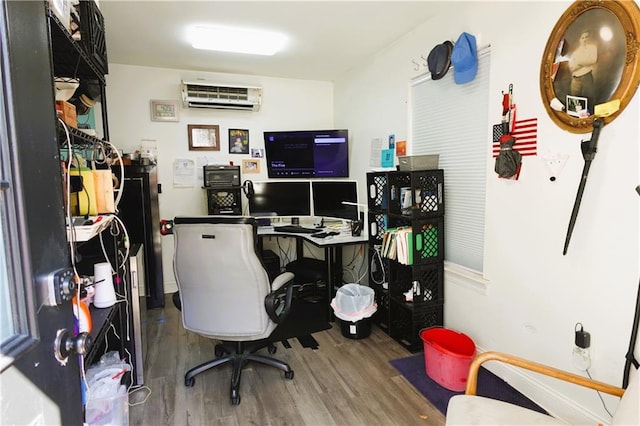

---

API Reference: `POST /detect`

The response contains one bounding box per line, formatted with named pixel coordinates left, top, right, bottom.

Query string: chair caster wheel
left=285, top=370, right=294, bottom=380
left=185, top=377, right=195, bottom=387
left=268, top=344, right=277, bottom=354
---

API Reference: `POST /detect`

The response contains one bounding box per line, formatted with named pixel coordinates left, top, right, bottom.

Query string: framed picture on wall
left=150, top=100, right=180, bottom=122
left=188, top=124, right=220, bottom=151
left=229, top=129, right=250, bottom=154
left=539, top=1, right=640, bottom=132
left=242, top=159, right=260, bottom=174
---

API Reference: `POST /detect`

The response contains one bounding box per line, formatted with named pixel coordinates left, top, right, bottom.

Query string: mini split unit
left=181, top=80, right=262, bottom=111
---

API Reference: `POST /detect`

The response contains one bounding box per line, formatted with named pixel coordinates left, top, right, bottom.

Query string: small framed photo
left=566, top=95, right=589, bottom=118
left=242, top=159, right=260, bottom=174
left=229, top=129, right=250, bottom=154
left=188, top=124, right=220, bottom=151
left=150, top=100, right=180, bottom=122
left=251, top=148, right=264, bottom=158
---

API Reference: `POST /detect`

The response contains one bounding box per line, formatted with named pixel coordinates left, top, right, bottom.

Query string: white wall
left=336, top=1, right=639, bottom=424
left=106, top=65, right=334, bottom=292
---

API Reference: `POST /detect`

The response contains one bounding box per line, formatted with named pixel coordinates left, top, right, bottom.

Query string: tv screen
left=248, top=181, right=312, bottom=217
left=312, top=181, right=358, bottom=221
left=264, top=129, right=349, bottom=178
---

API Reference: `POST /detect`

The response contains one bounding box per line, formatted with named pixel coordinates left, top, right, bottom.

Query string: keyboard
left=273, top=225, right=321, bottom=234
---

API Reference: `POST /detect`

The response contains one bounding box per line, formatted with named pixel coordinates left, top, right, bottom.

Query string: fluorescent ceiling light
left=190, top=25, right=287, bottom=56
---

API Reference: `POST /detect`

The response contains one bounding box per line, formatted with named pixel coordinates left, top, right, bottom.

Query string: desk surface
left=258, top=226, right=368, bottom=247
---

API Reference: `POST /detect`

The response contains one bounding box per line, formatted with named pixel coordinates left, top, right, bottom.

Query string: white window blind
left=410, top=49, right=491, bottom=272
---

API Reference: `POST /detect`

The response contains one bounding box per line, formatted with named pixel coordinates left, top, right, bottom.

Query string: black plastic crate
left=206, top=188, right=241, bottom=215
left=79, top=1, right=108, bottom=75
left=389, top=301, right=444, bottom=352
left=389, top=263, right=444, bottom=306
left=387, top=170, right=444, bottom=218
left=411, top=263, right=445, bottom=305
left=412, top=170, right=445, bottom=217
left=371, top=284, right=390, bottom=331
left=369, top=247, right=391, bottom=287
left=368, top=212, right=387, bottom=245
left=412, top=218, right=445, bottom=265
left=367, top=172, right=389, bottom=212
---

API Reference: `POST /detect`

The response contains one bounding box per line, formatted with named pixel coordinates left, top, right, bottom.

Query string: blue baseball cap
left=451, top=32, right=478, bottom=84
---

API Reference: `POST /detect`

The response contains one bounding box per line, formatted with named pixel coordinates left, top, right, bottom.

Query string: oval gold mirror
left=540, top=0, right=640, bottom=133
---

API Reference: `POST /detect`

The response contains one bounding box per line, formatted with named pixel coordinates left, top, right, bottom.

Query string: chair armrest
left=265, top=272, right=295, bottom=324
left=271, top=272, right=294, bottom=291
left=465, top=351, right=625, bottom=398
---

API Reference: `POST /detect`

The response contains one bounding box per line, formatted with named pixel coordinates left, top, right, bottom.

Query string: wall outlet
left=572, top=346, right=591, bottom=371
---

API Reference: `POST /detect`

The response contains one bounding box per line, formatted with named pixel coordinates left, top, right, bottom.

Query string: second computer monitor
left=312, top=181, right=358, bottom=221
left=248, top=181, right=312, bottom=217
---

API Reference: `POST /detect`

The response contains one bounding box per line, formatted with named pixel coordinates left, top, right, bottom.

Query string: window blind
left=410, top=49, right=491, bottom=272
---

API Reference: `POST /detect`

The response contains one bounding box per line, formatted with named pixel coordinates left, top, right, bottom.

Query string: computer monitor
left=311, top=180, right=358, bottom=221
left=248, top=181, right=312, bottom=217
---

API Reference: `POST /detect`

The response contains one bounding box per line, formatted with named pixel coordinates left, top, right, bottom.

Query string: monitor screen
left=264, top=129, right=349, bottom=178
left=312, top=180, right=358, bottom=221
left=248, top=181, right=312, bottom=217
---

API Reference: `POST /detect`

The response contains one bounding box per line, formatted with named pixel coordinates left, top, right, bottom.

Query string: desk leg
left=326, top=246, right=345, bottom=322
left=325, top=246, right=334, bottom=322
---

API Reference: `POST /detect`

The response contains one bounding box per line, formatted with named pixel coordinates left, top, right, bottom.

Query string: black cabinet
left=118, top=165, right=165, bottom=308
left=367, top=169, right=445, bottom=351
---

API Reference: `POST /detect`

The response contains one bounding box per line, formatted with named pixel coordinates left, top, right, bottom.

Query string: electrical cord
left=98, top=215, right=130, bottom=273
left=105, top=140, right=124, bottom=211
left=585, top=368, right=614, bottom=418
left=343, top=245, right=367, bottom=284
left=370, top=245, right=386, bottom=285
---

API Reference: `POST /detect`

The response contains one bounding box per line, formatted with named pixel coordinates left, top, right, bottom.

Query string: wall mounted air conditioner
left=181, top=81, right=262, bottom=111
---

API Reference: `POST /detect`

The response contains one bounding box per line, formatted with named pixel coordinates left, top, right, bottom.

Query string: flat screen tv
left=264, top=129, right=349, bottom=178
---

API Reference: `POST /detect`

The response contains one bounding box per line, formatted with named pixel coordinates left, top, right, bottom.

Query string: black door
left=0, top=2, right=83, bottom=423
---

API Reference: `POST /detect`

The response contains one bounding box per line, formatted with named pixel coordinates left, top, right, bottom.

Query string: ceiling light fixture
left=190, top=25, right=287, bottom=56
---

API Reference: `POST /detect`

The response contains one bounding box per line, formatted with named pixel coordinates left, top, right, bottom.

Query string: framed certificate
left=188, top=124, right=220, bottom=151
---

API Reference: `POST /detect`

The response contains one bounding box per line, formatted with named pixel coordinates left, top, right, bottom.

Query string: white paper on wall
left=173, top=158, right=196, bottom=187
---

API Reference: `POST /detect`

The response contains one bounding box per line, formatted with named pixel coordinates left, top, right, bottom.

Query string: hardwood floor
left=129, top=295, right=445, bottom=425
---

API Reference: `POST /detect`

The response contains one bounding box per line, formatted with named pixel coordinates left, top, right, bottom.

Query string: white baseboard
left=476, top=346, right=609, bottom=425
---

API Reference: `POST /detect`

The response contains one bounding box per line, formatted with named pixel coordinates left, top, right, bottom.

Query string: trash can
left=420, top=327, right=476, bottom=391
left=330, top=284, right=377, bottom=339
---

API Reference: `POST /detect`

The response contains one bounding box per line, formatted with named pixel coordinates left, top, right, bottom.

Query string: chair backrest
left=172, top=216, right=277, bottom=341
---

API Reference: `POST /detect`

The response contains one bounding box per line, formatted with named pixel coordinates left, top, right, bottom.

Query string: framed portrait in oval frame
left=539, top=1, right=640, bottom=133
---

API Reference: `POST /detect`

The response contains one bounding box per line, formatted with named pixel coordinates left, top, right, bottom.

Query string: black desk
left=257, top=226, right=368, bottom=320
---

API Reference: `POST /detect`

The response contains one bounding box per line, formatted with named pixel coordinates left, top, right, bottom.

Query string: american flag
left=492, top=117, right=538, bottom=158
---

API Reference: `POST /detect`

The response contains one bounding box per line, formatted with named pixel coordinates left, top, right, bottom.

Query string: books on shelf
left=381, top=227, right=413, bottom=265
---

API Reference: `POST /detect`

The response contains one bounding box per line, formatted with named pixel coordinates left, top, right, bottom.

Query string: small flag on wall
left=492, top=117, right=538, bottom=158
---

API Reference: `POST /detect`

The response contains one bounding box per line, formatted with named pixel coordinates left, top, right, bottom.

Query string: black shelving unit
left=367, top=169, right=445, bottom=351
left=47, top=0, right=138, bottom=385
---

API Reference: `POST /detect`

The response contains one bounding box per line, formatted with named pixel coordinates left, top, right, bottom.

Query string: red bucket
left=420, top=327, right=476, bottom=392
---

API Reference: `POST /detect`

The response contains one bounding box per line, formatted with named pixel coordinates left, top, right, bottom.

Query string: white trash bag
left=331, top=283, right=377, bottom=322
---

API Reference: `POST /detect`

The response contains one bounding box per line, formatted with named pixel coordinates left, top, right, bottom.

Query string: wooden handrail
left=465, top=351, right=625, bottom=398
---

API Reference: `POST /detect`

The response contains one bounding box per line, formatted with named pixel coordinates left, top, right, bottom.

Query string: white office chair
left=446, top=351, right=639, bottom=425
left=172, top=216, right=295, bottom=405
